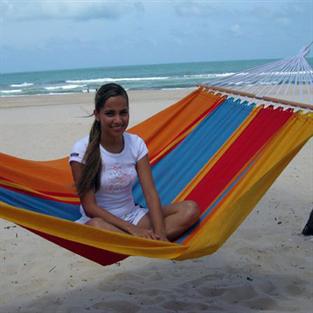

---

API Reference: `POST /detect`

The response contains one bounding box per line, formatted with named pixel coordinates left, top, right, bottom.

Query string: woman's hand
left=128, top=225, right=162, bottom=240
left=155, top=232, right=169, bottom=242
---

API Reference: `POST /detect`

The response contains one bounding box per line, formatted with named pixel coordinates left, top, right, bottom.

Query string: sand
left=0, top=88, right=312, bottom=313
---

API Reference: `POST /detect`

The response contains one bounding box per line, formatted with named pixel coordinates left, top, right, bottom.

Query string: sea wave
left=1, top=89, right=22, bottom=94
left=65, top=73, right=236, bottom=84
left=47, top=92, right=77, bottom=95
left=44, top=84, right=86, bottom=91
left=183, top=73, right=235, bottom=79
left=66, top=76, right=170, bottom=84
left=10, top=82, right=34, bottom=87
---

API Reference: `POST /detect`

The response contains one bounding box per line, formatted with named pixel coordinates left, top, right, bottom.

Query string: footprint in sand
left=257, top=280, right=278, bottom=296
left=92, top=300, right=140, bottom=313
left=196, top=286, right=227, bottom=297
left=285, top=280, right=309, bottom=297
left=244, top=296, right=280, bottom=311
left=162, top=300, right=209, bottom=311
left=141, top=288, right=162, bottom=296
left=221, top=284, right=259, bottom=302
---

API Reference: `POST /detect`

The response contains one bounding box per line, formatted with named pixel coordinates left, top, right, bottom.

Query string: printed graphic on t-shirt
left=102, top=163, right=136, bottom=192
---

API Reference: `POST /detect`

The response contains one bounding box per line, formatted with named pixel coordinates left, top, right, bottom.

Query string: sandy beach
left=0, top=88, right=312, bottom=313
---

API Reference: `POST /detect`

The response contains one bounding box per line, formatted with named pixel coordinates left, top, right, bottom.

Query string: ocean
left=1, top=58, right=312, bottom=97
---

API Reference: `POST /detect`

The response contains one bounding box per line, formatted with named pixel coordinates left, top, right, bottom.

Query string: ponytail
left=76, top=120, right=102, bottom=196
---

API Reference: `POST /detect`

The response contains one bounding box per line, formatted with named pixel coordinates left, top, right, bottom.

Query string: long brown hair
left=76, top=83, right=128, bottom=196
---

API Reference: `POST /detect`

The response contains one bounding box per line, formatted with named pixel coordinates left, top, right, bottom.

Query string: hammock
left=1, top=51, right=313, bottom=266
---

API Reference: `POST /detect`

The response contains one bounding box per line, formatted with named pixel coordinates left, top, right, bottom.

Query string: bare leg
left=86, top=217, right=126, bottom=234
left=137, top=200, right=200, bottom=241
left=162, top=200, right=200, bottom=240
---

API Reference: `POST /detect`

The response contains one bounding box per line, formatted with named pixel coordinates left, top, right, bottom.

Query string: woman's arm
left=136, top=155, right=168, bottom=241
left=71, top=161, right=158, bottom=239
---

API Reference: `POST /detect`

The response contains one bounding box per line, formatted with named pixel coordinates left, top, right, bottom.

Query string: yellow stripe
left=0, top=201, right=187, bottom=259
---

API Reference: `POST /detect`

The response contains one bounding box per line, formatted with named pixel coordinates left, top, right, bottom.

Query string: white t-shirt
left=69, top=132, right=148, bottom=220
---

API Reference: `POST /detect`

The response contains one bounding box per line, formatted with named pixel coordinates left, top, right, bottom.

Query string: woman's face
left=95, top=95, right=129, bottom=138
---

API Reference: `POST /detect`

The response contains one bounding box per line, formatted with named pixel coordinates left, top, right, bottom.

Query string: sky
left=0, top=0, right=312, bottom=73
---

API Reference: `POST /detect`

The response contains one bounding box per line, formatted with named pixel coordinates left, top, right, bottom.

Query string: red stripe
left=24, top=226, right=128, bottom=266
left=186, top=107, right=293, bottom=212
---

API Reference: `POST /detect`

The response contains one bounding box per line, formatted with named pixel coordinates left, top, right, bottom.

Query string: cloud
left=133, top=1, right=145, bottom=14
left=173, top=1, right=226, bottom=18
left=0, top=0, right=144, bottom=21
left=230, top=24, right=242, bottom=37
left=275, top=17, right=291, bottom=26
left=245, top=0, right=312, bottom=23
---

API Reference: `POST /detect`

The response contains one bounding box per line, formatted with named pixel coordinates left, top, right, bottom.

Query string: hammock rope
left=207, top=43, right=313, bottom=106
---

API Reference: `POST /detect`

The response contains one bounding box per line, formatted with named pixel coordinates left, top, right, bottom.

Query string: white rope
left=216, top=57, right=292, bottom=87
left=274, top=56, right=300, bottom=97
left=301, top=57, right=313, bottom=102
left=253, top=57, right=297, bottom=96
left=213, top=58, right=288, bottom=88
left=283, top=55, right=300, bottom=98
left=206, top=44, right=313, bottom=105
left=205, top=86, right=311, bottom=113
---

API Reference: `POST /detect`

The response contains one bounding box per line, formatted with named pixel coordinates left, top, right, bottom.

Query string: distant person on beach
left=302, top=209, right=313, bottom=236
left=69, top=83, right=200, bottom=241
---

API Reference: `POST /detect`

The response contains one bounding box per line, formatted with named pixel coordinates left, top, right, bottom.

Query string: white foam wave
left=184, top=73, right=235, bottom=79
left=45, top=86, right=60, bottom=91
left=66, top=73, right=235, bottom=84
left=1, top=89, right=22, bottom=94
left=47, top=92, right=76, bottom=95
left=10, top=82, right=34, bottom=87
left=44, top=84, right=85, bottom=91
left=116, top=76, right=169, bottom=82
left=66, top=78, right=113, bottom=84
left=82, top=88, right=96, bottom=93
left=66, top=76, right=170, bottom=84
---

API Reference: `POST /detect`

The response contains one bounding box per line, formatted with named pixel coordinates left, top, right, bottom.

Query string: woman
left=70, top=83, right=200, bottom=241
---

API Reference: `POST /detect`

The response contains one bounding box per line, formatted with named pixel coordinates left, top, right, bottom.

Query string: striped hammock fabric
left=1, top=87, right=312, bottom=266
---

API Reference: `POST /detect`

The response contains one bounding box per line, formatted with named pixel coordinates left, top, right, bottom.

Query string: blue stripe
left=133, top=98, right=255, bottom=206
left=0, top=187, right=81, bottom=221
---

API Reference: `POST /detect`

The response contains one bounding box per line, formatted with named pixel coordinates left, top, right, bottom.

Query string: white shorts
left=75, top=205, right=149, bottom=226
